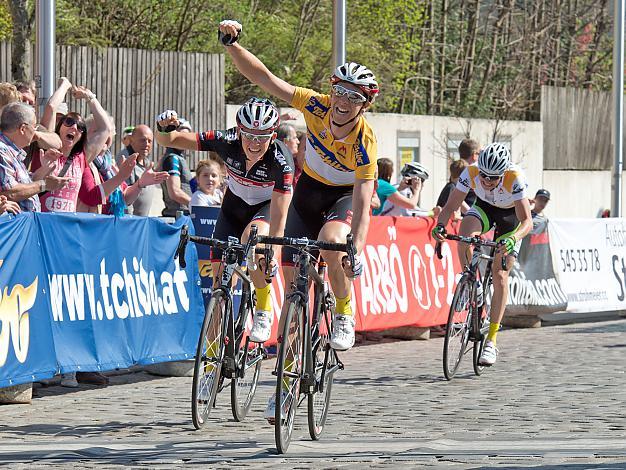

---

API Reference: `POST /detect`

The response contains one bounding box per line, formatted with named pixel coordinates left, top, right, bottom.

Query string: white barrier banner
left=549, top=218, right=626, bottom=313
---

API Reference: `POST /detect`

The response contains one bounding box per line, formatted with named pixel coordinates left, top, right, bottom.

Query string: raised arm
left=76, top=86, right=113, bottom=164
left=218, top=21, right=296, bottom=105
left=154, top=110, right=199, bottom=151
left=41, top=77, right=73, bottom=131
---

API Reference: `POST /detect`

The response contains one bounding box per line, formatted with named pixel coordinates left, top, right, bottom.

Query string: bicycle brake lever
left=435, top=241, right=443, bottom=259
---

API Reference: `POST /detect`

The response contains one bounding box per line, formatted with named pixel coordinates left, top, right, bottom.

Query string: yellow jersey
left=291, top=87, right=378, bottom=186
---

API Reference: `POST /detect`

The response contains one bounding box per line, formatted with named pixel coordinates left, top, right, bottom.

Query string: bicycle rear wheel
left=473, top=279, right=492, bottom=376
left=275, top=299, right=304, bottom=454
left=443, top=276, right=472, bottom=380
left=191, top=292, right=226, bottom=429
left=307, top=294, right=336, bottom=440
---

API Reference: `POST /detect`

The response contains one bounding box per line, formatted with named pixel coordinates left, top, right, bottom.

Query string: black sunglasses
left=62, top=116, right=86, bottom=131
left=479, top=171, right=502, bottom=182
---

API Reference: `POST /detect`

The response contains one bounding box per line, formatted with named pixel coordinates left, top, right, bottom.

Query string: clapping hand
left=137, top=161, right=169, bottom=188
left=117, top=153, right=138, bottom=181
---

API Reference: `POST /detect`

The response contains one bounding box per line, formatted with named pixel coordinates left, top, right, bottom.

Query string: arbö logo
left=0, top=260, right=38, bottom=368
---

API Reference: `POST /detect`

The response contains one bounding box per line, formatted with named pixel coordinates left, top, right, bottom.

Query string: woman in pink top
left=32, top=78, right=112, bottom=213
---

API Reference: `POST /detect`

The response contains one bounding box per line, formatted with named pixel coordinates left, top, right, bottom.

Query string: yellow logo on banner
left=198, top=260, right=213, bottom=278
left=0, top=259, right=38, bottom=367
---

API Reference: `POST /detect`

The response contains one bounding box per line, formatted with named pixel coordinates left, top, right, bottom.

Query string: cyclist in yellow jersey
left=432, top=143, right=533, bottom=366
left=218, top=20, right=377, bottom=343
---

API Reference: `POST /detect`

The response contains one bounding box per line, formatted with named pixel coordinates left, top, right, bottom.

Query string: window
left=447, top=134, right=465, bottom=160
left=397, top=132, right=420, bottom=169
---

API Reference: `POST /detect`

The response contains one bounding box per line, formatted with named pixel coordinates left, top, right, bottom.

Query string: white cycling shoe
left=329, top=314, right=356, bottom=351
left=479, top=340, right=498, bottom=366
left=249, top=310, right=273, bottom=343
left=264, top=391, right=289, bottom=425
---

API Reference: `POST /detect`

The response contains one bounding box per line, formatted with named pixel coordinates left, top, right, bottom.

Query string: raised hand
left=156, top=110, right=179, bottom=130
left=117, top=153, right=138, bottom=181
left=71, top=85, right=96, bottom=101
left=137, top=161, right=169, bottom=188
left=218, top=20, right=242, bottom=45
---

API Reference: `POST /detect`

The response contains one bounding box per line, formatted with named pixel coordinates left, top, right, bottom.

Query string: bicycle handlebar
left=435, top=233, right=508, bottom=271
left=257, top=235, right=352, bottom=254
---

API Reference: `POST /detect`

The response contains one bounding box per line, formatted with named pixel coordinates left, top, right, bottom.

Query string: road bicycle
left=436, top=234, right=506, bottom=380
left=255, top=234, right=357, bottom=453
left=175, top=225, right=264, bottom=428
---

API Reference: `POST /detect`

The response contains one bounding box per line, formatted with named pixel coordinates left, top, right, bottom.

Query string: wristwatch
left=39, top=179, right=46, bottom=192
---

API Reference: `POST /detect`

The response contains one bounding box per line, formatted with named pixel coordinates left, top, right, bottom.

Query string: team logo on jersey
left=283, top=173, right=293, bottom=187
left=459, top=177, right=470, bottom=188
left=319, top=129, right=328, bottom=140
left=337, top=144, right=347, bottom=156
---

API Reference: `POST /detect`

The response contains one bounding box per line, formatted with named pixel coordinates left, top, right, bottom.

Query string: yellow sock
left=282, top=359, right=294, bottom=391
left=487, top=322, right=500, bottom=345
left=335, top=294, right=353, bottom=316
left=255, top=284, right=272, bottom=312
left=205, top=339, right=219, bottom=373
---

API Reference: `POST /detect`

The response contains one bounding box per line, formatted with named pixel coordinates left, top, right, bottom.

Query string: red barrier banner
left=353, top=216, right=462, bottom=331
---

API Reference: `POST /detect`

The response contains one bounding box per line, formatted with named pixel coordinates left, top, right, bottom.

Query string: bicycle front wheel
left=275, top=299, right=304, bottom=454
left=191, top=292, right=226, bottom=430
left=443, top=276, right=472, bottom=380
left=473, top=280, right=492, bottom=376
left=231, top=342, right=263, bottom=421
left=307, top=294, right=336, bottom=440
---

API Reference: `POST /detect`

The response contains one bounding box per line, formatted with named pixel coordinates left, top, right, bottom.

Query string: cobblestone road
left=1, top=319, right=626, bottom=468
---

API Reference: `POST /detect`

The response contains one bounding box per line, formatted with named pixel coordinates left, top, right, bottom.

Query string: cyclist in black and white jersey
left=155, top=98, right=294, bottom=343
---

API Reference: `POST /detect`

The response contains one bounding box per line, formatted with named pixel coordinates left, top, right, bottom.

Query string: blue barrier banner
left=0, top=213, right=57, bottom=387
left=0, top=213, right=204, bottom=387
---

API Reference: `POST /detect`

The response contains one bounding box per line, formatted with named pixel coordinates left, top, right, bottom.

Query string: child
left=190, top=159, right=224, bottom=207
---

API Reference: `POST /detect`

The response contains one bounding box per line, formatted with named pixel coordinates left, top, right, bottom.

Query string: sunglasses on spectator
left=62, top=116, right=86, bottom=132
left=479, top=172, right=502, bottom=182
left=331, top=84, right=367, bottom=104
left=239, top=129, right=274, bottom=143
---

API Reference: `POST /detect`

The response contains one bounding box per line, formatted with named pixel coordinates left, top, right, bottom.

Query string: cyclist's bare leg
left=458, top=215, right=483, bottom=267
left=240, top=219, right=271, bottom=289
left=489, top=248, right=515, bottom=325
left=318, top=220, right=352, bottom=300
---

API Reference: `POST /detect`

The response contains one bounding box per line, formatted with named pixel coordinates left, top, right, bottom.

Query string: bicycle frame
left=287, top=252, right=342, bottom=395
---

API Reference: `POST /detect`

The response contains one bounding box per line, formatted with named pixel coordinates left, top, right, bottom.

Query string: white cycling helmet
left=478, top=143, right=511, bottom=176
left=331, top=62, right=379, bottom=101
left=401, top=161, right=429, bottom=181
left=236, top=97, right=280, bottom=131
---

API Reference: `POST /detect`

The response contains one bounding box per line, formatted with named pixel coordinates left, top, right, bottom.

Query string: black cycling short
left=466, top=197, right=522, bottom=253
left=281, top=172, right=353, bottom=265
left=211, top=190, right=270, bottom=261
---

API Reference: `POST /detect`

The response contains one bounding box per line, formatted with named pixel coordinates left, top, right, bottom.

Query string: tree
left=7, top=0, right=30, bottom=81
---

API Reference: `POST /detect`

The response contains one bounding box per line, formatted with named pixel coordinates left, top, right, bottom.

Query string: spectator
left=33, top=80, right=111, bottom=213
left=79, top=118, right=168, bottom=216
left=375, top=159, right=438, bottom=217
left=159, top=118, right=193, bottom=217
left=14, top=81, right=36, bottom=107
left=0, top=102, right=69, bottom=212
left=0, top=83, right=21, bottom=109
left=372, top=158, right=421, bottom=215
left=458, top=138, right=480, bottom=208
left=121, top=125, right=134, bottom=148
left=190, top=159, right=224, bottom=207
left=293, top=130, right=305, bottom=185
left=276, top=123, right=299, bottom=156
left=436, top=159, right=468, bottom=219
left=115, top=124, right=155, bottom=216
left=530, top=189, right=550, bottom=218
